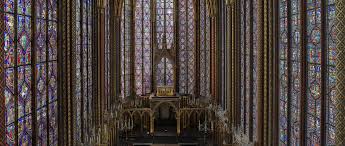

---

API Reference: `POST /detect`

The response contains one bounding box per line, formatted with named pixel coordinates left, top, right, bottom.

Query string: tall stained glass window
left=306, top=0, right=321, bottom=144
left=75, top=0, right=93, bottom=142
left=199, top=0, right=211, bottom=97
left=156, top=0, right=174, bottom=50
left=278, top=0, right=336, bottom=145
left=240, top=0, right=246, bottom=131
left=120, top=0, right=132, bottom=98
left=279, top=0, right=288, bottom=144
left=178, top=0, right=195, bottom=94
left=326, top=0, right=336, bottom=145
left=235, top=0, right=257, bottom=139
left=120, top=0, right=212, bottom=97
left=135, top=0, right=151, bottom=95
left=2, top=0, right=58, bottom=145
left=290, top=0, right=301, bottom=144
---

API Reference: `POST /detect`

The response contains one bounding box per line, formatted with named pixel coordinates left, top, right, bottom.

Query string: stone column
left=336, top=0, right=345, bottom=145
left=256, top=0, right=265, bottom=145
left=97, top=0, right=106, bottom=127
left=150, top=114, right=154, bottom=134
left=114, top=0, right=123, bottom=102
left=177, top=112, right=181, bottom=135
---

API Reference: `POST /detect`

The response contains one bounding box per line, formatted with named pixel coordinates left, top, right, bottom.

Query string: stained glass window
left=233, top=0, right=256, bottom=138
left=279, top=0, right=288, bottom=144
left=156, top=0, right=174, bottom=50
left=240, top=0, right=246, bottom=131
left=135, top=0, right=151, bottom=95
left=326, top=0, right=336, bottom=145
left=199, top=0, right=211, bottom=97
left=120, top=0, right=132, bottom=98
left=306, top=0, right=321, bottom=144
left=290, top=0, right=301, bottom=144
left=120, top=0, right=212, bottom=98
left=156, top=58, right=174, bottom=86
left=2, top=0, right=58, bottom=145
left=75, top=0, right=93, bottom=142
left=178, top=0, right=195, bottom=94
left=278, top=0, right=302, bottom=144
left=277, top=0, right=336, bottom=145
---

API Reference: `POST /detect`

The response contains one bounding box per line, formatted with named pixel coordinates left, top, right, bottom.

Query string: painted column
left=336, top=0, right=345, bottom=145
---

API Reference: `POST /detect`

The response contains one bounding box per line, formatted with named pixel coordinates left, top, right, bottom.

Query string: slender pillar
left=256, top=0, right=265, bottom=145
left=195, top=0, right=200, bottom=97
left=177, top=113, right=181, bottom=135
left=225, top=0, right=230, bottom=125
left=68, top=0, right=77, bottom=144
left=208, top=0, right=218, bottom=103
left=150, top=114, right=154, bottom=134
left=130, top=0, right=135, bottom=96
left=272, top=0, right=280, bottom=145
left=114, top=0, right=123, bottom=101
left=336, top=0, right=345, bottom=145
left=97, top=0, right=106, bottom=127
left=58, top=0, right=66, bottom=145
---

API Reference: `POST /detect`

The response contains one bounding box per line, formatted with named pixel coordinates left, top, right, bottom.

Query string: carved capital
left=114, top=0, right=124, bottom=17
left=225, top=0, right=235, bottom=6
left=206, top=0, right=217, bottom=17
left=97, top=0, right=106, bottom=8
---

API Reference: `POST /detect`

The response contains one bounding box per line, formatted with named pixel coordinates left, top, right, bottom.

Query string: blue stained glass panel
left=36, top=20, right=46, bottom=62
left=5, top=68, right=15, bottom=124
left=48, top=0, right=57, bottom=20
left=291, top=0, right=301, bottom=144
left=4, top=0, right=15, bottom=12
left=279, top=0, right=288, bottom=144
left=327, top=0, right=336, bottom=145
left=36, top=0, right=46, bottom=18
left=4, top=14, right=15, bottom=67
left=37, top=107, right=47, bottom=145
left=18, top=0, right=32, bottom=15
left=18, top=66, right=32, bottom=118
left=306, top=0, right=321, bottom=144
left=48, top=62, right=57, bottom=101
left=49, top=102, right=58, bottom=145
left=48, top=22, right=57, bottom=60
left=36, top=64, right=47, bottom=109
left=17, top=16, right=31, bottom=65
left=18, top=116, right=32, bottom=146
left=6, top=124, right=15, bottom=146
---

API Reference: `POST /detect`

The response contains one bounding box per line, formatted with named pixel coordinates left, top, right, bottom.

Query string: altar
left=118, top=86, right=213, bottom=139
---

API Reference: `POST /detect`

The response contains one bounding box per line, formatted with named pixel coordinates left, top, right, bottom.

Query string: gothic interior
left=0, top=0, right=344, bottom=146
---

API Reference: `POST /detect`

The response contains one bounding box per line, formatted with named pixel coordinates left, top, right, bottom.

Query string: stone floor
left=152, top=144, right=178, bottom=146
